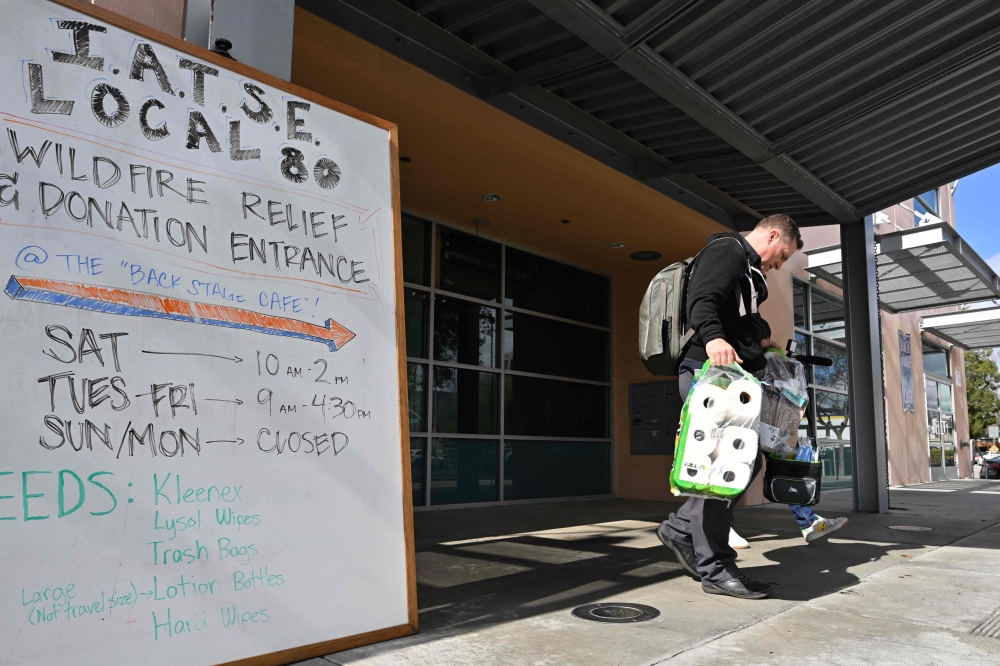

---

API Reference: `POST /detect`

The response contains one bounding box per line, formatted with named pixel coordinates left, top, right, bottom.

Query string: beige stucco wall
left=882, top=310, right=932, bottom=485
left=90, top=0, right=187, bottom=37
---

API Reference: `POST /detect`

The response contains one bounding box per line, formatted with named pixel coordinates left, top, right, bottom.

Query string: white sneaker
left=803, top=516, right=848, bottom=542
left=729, top=527, right=750, bottom=549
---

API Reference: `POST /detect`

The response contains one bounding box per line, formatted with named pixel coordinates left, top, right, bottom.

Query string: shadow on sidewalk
left=415, top=530, right=689, bottom=634
left=742, top=539, right=914, bottom=601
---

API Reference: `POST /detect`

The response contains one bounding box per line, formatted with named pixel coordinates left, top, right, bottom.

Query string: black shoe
left=702, top=572, right=773, bottom=600
left=656, top=524, right=701, bottom=581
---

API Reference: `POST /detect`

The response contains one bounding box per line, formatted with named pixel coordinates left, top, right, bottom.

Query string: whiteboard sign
left=0, top=1, right=413, bottom=664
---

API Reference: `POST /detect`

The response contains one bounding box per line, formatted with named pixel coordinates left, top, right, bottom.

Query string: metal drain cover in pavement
left=887, top=525, right=933, bottom=531
left=571, top=603, right=659, bottom=624
left=962, top=605, right=1000, bottom=653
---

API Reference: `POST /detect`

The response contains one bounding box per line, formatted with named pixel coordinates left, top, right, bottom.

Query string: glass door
left=942, top=412, right=957, bottom=479
left=928, top=410, right=944, bottom=481
left=925, top=376, right=957, bottom=481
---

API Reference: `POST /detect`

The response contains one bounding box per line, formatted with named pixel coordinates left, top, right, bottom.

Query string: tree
left=964, top=350, right=1000, bottom=438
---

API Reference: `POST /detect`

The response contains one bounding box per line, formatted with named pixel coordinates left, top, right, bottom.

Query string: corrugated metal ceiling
left=300, top=0, right=1000, bottom=229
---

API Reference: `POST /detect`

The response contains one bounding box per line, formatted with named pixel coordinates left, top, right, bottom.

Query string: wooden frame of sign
left=8, top=0, right=417, bottom=664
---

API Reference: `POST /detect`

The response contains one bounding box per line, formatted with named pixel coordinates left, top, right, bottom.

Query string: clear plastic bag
left=759, top=352, right=809, bottom=457
left=670, top=361, right=762, bottom=501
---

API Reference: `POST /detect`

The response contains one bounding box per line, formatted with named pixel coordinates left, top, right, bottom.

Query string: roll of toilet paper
left=684, top=417, right=721, bottom=455
left=715, top=426, right=759, bottom=464
left=678, top=454, right=712, bottom=485
left=724, top=379, right=762, bottom=421
left=688, top=384, right=728, bottom=423
left=709, top=461, right=752, bottom=491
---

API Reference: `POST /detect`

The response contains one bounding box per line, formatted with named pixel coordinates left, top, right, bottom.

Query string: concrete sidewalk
left=300, top=480, right=1000, bottom=665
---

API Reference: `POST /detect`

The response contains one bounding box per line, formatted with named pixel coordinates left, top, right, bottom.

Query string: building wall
left=90, top=0, right=186, bottom=37
left=209, top=0, right=295, bottom=80
left=882, top=310, right=932, bottom=485
left=290, top=9, right=724, bottom=504
left=613, top=271, right=681, bottom=501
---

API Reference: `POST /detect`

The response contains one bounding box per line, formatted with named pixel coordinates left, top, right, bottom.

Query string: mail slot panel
left=630, top=380, right=681, bottom=455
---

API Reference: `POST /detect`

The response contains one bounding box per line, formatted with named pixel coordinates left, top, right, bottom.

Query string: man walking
left=658, top=214, right=802, bottom=600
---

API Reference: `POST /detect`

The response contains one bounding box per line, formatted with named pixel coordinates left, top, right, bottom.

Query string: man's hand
left=706, top=338, right=743, bottom=366
left=761, top=338, right=777, bottom=350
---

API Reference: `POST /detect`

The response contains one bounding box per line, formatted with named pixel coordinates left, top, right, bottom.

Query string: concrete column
left=841, top=216, right=890, bottom=513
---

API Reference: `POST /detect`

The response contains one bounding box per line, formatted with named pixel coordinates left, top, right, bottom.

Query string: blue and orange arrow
left=5, top=276, right=356, bottom=351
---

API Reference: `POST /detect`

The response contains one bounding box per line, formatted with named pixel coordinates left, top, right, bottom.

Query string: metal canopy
left=805, top=223, right=1000, bottom=313
left=299, top=0, right=1000, bottom=230
left=922, top=308, right=1000, bottom=349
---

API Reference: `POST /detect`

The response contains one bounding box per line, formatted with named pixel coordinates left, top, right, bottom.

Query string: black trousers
left=660, top=361, right=763, bottom=583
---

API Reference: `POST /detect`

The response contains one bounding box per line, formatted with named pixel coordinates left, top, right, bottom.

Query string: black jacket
left=684, top=233, right=771, bottom=373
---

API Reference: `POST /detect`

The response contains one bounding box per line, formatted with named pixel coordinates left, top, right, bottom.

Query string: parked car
left=980, top=456, right=1000, bottom=479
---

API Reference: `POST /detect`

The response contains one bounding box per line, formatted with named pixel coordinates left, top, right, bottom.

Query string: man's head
left=745, top=214, right=802, bottom=273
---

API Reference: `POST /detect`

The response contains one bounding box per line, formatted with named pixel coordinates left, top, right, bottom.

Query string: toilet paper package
left=670, top=360, right=762, bottom=502
left=708, top=460, right=752, bottom=490
left=678, top=454, right=712, bottom=485
left=687, top=384, right=729, bottom=422
left=716, top=426, right=759, bottom=465
left=724, top=379, right=763, bottom=424
left=683, top=416, right=722, bottom=456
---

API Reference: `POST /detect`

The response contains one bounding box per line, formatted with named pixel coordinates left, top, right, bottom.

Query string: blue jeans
left=790, top=504, right=817, bottom=530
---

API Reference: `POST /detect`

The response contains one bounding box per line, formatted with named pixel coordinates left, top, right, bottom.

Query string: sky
left=954, top=162, right=1000, bottom=273
left=952, top=164, right=1000, bottom=365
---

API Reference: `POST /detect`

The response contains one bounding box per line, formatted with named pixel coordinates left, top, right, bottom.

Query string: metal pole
left=841, top=216, right=889, bottom=513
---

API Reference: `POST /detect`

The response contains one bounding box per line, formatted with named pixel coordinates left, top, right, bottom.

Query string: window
left=410, top=437, right=426, bottom=508
left=407, top=364, right=427, bottom=433
left=793, top=278, right=851, bottom=490
left=922, top=342, right=949, bottom=378
left=404, top=289, right=429, bottom=358
left=913, top=189, right=939, bottom=226
left=432, top=367, right=499, bottom=434
left=433, top=295, right=499, bottom=367
left=504, top=375, right=609, bottom=438
left=431, top=438, right=499, bottom=505
left=504, top=441, right=610, bottom=500
left=436, top=225, right=501, bottom=302
left=925, top=359, right=955, bottom=475
left=404, top=217, right=612, bottom=507
left=811, top=292, right=845, bottom=341
left=504, top=312, right=608, bottom=381
left=402, top=215, right=431, bottom=285
left=505, top=248, right=610, bottom=326
left=793, top=281, right=807, bottom=329
left=813, top=339, right=848, bottom=391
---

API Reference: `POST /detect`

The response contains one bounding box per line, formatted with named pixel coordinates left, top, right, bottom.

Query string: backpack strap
left=684, top=236, right=757, bottom=345
left=739, top=262, right=759, bottom=317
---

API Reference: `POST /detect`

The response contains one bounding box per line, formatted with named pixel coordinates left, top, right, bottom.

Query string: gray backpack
left=638, top=237, right=749, bottom=376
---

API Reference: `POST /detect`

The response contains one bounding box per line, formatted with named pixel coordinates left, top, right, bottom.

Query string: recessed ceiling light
left=611, top=242, right=627, bottom=249
left=481, top=193, right=502, bottom=203
left=630, top=251, right=662, bottom=261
